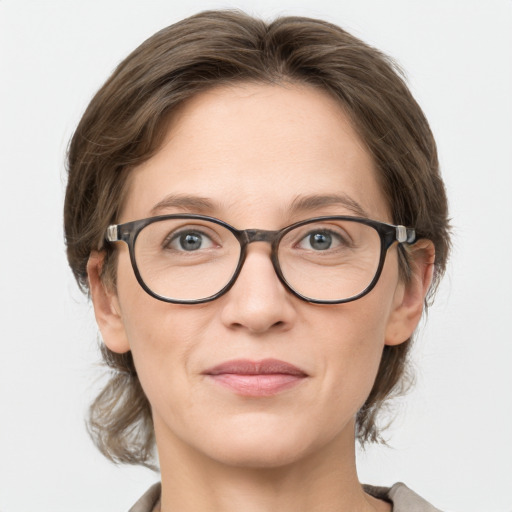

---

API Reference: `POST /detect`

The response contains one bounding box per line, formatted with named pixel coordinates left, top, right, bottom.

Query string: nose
left=219, top=244, right=297, bottom=334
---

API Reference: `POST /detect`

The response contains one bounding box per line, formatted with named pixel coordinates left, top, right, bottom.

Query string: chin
left=207, top=436, right=313, bottom=469
left=189, top=413, right=348, bottom=470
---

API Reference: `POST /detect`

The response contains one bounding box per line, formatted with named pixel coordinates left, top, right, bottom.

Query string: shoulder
left=364, top=482, right=443, bottom=512
left=128, top=482, right=161, bottom=512
left=130, top=481, right=442, bottom=512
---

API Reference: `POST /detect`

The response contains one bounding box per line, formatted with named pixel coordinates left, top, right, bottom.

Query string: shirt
left=128, top=481, right=443, bottom=511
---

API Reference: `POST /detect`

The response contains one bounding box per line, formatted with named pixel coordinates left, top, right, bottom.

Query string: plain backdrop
left=1, top=1, right=511, bottom=511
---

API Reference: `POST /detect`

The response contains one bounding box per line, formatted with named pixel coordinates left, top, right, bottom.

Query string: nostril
left=231, top=320, right=284, bottom=330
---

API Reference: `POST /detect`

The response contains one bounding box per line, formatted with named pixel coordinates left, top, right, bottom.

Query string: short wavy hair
left=64, top=10, right=450, bottom=468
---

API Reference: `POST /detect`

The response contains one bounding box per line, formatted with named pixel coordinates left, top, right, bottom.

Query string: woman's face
left=91, top=83, right=424, bottom=468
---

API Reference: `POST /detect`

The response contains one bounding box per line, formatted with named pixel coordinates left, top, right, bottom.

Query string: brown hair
left=64, top=10, right=450, bottom=467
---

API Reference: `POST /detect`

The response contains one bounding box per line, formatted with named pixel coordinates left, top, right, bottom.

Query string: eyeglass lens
left=134, top=217, right=382, bottom=302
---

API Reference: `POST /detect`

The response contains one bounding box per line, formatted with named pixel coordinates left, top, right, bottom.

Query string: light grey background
left=1, top=1, right=511, bottom=511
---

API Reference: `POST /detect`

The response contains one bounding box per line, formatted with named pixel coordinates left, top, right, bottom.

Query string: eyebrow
left=289, top=194, right=369, bottom=218
left=150, top=194, right=217, bottom=216
left=149, top=192, right=369, bottom=219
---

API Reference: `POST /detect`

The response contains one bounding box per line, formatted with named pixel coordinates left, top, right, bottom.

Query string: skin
left=88, top=83, right=434, bottom=512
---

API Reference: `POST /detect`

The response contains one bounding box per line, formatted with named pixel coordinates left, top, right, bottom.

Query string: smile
left=203, top=358, right=308, bottom=397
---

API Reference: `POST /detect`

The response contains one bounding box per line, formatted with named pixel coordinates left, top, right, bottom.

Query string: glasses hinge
left=396, top=225, right=407, bottom=243
left=106, top=224, right=119, bottom=242
left=396, top=225, right=416, bottom=244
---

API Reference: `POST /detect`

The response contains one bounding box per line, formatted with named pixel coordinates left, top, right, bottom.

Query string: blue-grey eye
left=180, top=233, right=203, bottom=251
left=309, top=232, right=332, bottom=250
left=296, top=231, right=338, bottom=251
left=167, top=231, right=214, bottom=251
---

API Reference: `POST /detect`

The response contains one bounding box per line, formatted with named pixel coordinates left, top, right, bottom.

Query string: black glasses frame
left=106, top=214, right=416, bottom=305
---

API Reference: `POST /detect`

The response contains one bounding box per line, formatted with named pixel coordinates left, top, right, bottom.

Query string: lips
left=204, top=359, right=308, bottom=397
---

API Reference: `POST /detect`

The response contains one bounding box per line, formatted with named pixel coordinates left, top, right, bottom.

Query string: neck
left=154, top=418, right=389, bottom=512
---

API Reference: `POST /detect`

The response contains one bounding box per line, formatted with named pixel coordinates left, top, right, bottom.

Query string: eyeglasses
left=105, top=214, right=415, bottom=304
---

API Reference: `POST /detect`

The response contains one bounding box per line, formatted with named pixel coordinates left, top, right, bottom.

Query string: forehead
left=121, top=82, right=390, bottom=225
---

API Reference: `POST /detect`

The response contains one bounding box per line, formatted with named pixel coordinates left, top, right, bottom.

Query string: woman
left=64, top=10, right=450, bottom=512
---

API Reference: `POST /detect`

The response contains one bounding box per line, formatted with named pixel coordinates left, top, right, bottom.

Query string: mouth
left=203, top=359, right=308, bottom=397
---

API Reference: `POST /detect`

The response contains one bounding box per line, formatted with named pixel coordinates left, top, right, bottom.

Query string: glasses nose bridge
left=242, top=228, right=280, bottom=246
left=239, top=228, right=281, bottom=272
left=235, top=228, right=284, bottom=291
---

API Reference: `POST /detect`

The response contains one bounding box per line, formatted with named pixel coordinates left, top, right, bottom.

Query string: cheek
left=320, top=307, right=387, bottom=398
left=118, top=298, right=217, bottom=440
left=114, top=255, right=200, bottom=393
left=315, top=274, right=399, bottom=410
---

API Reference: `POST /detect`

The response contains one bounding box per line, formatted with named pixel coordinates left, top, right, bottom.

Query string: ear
left=385, top=240, right=435, bottom=346
left=87, top=251, right=131, bottom=354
